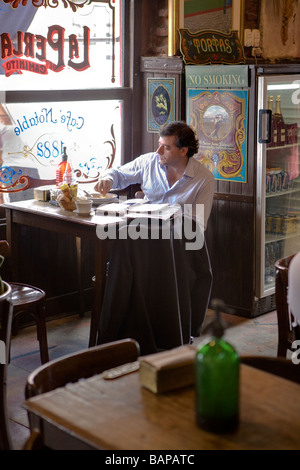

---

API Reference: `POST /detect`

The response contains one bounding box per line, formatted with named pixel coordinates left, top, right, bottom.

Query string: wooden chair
left=24, top=338, right=140, bottom=450
left=0, top=240, right=49, bottom=364
left=241, top=355, right=300, bottom=384
left=25, top=338, right=140, bottom=399
left=0, top=283, right=13, bottom=450
left=275, top=254, right=298, bottom=357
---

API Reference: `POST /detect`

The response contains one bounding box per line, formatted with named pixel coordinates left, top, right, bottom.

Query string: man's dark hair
left=159, top=121, right=199, bottom=158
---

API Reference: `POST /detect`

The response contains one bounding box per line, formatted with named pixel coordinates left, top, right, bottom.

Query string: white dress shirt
left=103, top=152, right=215, bottom=229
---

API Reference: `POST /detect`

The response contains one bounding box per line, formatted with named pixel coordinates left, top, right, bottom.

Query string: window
left=0, top=0, right=132, bottom=202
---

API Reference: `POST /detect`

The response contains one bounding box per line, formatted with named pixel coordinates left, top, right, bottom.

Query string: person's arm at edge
left=94, top=154, right=148, bottom=195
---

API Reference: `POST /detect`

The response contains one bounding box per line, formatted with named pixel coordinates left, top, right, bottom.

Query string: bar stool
left=0, top=241, right=49, bottom=364
left=10, top=282, right=49, bottom=364
left=0, top=283, right=13, bottom=450
left=275, top=253, right=297, bottom=358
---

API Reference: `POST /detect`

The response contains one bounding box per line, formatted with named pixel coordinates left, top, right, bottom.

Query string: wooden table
left=24, top=364, right=300, bottom=450
left=4, top=199, right=119, bottom=346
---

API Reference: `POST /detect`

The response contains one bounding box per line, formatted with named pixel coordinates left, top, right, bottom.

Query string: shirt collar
left=183, top=157, right=196, bottom=178
left=156, top=153, right=195, bottom=178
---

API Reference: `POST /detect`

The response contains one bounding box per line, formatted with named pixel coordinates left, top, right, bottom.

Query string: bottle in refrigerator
left=267, top=95, right=276, bottom=147
left=274, top=95, right=286, bottom=146
left=265, top=245, right=271, bottom=282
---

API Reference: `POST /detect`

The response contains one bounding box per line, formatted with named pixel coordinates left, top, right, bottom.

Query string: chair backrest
left=0, top=240, right=13, bottom=282
left=0, top=241, right=10, bottom=258
left=25, top=338, right=140, bottom=399
left=275, top=254, right=297, bottom=357
left=241, top=355, right=300, bottom=384
left=0, top=284, right=13, bottom=450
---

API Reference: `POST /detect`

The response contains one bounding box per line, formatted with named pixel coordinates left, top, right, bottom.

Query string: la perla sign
left=1, top=24, right=90, bottom=76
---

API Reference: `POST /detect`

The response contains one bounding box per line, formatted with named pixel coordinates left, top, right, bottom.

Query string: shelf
left=264, top=278, right=275, bottom=289
left=265, top=230, right=300, bottom=244
left=267, top=143, right=299, bottom=151
left=266, top=187, right=300, bottom=198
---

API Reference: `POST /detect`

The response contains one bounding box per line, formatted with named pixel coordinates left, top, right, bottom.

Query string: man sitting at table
left=95, top=120, right=215, bottom=230
left=94, top=121, right=215, bottom=354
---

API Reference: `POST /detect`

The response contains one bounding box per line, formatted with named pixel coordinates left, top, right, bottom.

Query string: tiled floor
left=7, top=309, right=279, bottom=450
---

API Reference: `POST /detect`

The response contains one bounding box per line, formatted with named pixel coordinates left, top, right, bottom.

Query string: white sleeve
left=194, top=176, right=215, bottom=230
left=102, top=154, right=148, bottom=190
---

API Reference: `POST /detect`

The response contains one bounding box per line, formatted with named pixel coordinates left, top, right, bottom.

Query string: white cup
left=75, top=198, right=92, bottom=214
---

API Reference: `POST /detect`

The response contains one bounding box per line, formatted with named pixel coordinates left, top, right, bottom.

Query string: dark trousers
left=97, top=217, right=213, bottom=355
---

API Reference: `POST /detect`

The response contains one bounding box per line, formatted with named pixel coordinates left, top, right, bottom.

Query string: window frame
left=1, top=0, right=134, bottom=170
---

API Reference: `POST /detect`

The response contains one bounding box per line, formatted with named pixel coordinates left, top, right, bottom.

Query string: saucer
left=89, top=193, right=118, bottom=205
left=74, top=209, right=93, bottom=217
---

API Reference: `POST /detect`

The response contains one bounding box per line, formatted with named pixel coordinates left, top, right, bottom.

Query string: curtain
left=0, top=2, right=37, bottom=74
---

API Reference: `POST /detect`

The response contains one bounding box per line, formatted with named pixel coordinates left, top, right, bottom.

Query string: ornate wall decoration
left=179, top=28, right=245, bottom=65
left=147, top=78, right=175, bottom=133
left=188, top=89, right=248, bottom=182
left=3, top=0, right=92, bottom=11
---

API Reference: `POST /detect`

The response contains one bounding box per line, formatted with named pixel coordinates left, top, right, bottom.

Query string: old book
left=139, top=345, right=196, bottom=394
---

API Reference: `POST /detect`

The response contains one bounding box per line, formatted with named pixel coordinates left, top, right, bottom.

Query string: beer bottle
left=267, top=95, right=275, bottom=147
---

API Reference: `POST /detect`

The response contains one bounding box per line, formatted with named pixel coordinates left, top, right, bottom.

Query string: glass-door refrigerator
left=185, top=64, right=300, bottom=317
left=256, top=71, right=300, bottom=301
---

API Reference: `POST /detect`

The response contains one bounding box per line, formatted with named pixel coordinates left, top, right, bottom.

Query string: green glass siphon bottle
left=195, top=299, right=240, bottom=433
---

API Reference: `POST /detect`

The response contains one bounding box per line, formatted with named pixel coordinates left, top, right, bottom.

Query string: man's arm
left=94, top=178, right=113, bottom=196
left=94, top=154, right=150, bottom=196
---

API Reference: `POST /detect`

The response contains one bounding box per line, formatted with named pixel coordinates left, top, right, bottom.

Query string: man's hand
left=94, top=178, right=113, bottom=196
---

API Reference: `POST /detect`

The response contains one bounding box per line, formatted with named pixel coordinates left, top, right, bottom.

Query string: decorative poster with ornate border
left=187, top=88, right=248, bottom=182
left=147, top=78, right=175, bottom=133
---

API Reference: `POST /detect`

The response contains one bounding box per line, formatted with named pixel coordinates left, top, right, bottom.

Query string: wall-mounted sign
left=147, top=78, right=175, bottom=133
left=186, top=65, right=248, bottom=182
left=187, top=88, right=248, bottom=182
left=179, top=29, right=245, bottom=65
left=185, top=65, right=249, bottom=88
left=0, top=0, right=118, bottom=87
left=1, top=25, right=90, bottom=76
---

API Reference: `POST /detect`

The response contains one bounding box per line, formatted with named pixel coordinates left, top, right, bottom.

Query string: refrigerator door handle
left=258, top=109, right=272, bottom=144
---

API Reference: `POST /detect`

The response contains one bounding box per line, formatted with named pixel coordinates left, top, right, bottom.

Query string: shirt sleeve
left=194, top=174, right=215, bottom=230
left=102, top=154, right=147, bottom=190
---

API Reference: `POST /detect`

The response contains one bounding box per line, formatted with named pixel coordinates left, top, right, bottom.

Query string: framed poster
left=147, top=78, right=175, bottom=133
left=187, top=88, right=248, bottom=182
